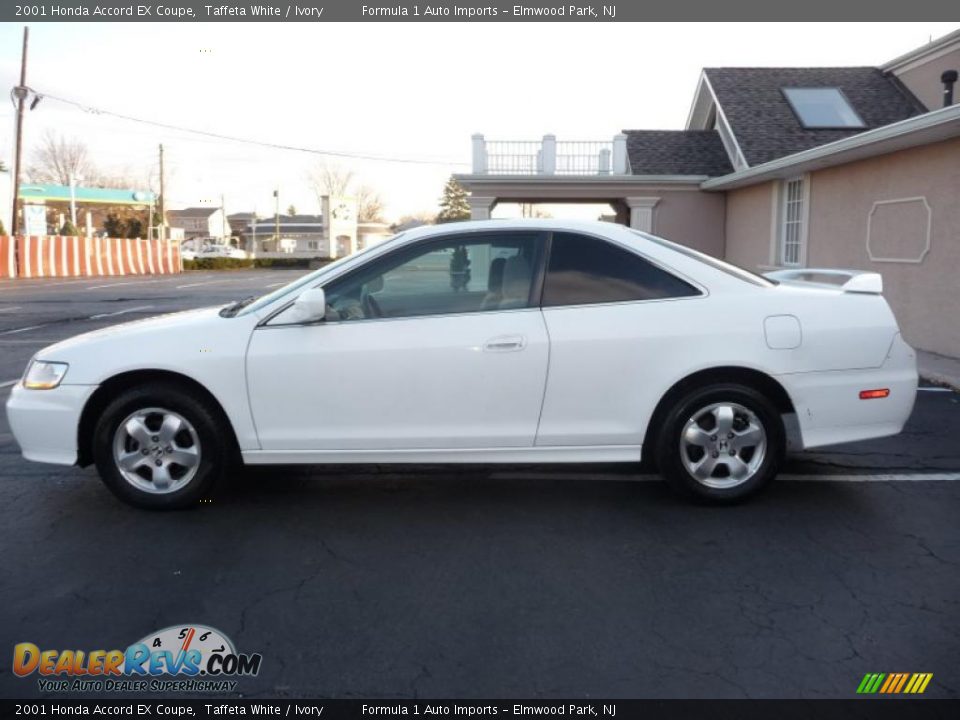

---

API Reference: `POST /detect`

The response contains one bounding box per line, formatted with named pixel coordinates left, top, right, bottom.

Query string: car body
left=197, top=243, right=247, bottom=260
left=6, top=220, right=917, bottom=508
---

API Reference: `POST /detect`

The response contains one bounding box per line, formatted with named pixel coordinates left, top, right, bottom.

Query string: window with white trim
left=779, top=177, right=806, bottom=267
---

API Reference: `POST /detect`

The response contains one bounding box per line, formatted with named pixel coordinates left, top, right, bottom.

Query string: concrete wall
left=805, top=137, right=960, bottom=357
left=650, top=189, right=726, bottom=258
left=893, top=46, right=960, bottom=111
left=723, top=181, right=775, bottom=270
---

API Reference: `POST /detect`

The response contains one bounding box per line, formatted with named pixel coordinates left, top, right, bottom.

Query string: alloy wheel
left=679, top=402, right=767, bottom=489
left=112, top=407, right=201, bottom=494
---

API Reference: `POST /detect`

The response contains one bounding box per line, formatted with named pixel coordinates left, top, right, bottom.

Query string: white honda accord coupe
left=7, top=220, right=917, bottom=509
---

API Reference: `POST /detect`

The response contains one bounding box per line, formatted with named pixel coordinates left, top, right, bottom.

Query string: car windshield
left=633, top=230, right=775, bottom=287
left=232, top=233, right=405, bottom=317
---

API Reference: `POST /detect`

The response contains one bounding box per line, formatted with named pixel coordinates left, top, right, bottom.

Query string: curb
left=919, top=371, right=960, bottom=392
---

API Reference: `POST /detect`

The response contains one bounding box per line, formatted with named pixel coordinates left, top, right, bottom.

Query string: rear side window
left=542, top=232, right=700, bottom=307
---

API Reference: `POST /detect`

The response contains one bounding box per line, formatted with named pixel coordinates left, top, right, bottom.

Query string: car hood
left=36, top=306, right=225, bottom=360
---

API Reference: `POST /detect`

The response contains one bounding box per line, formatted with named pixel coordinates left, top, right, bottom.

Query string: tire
left=92, top=382, right=229, bottom=510
left=655, top=383, right=785, bottom=503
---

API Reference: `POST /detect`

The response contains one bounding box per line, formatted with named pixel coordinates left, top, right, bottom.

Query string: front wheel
left=92, top=383, right=229, bottom=509
left=655, top=383, right=785, bottom=503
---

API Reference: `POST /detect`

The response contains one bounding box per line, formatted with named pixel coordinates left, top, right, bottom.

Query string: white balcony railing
left=471, top=134, right=629, bottom=176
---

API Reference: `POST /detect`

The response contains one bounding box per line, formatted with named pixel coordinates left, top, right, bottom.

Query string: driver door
left=245, top=231, right=549, bottom=451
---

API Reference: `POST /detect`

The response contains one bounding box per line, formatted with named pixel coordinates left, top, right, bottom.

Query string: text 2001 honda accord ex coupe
left=7, top=220, right=917, bottom=508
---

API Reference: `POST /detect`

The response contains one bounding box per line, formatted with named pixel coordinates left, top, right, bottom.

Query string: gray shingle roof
left=168, top=207, right=219, bottom=218
left=704, top=67, right=927, bottom=166
left=622, top=130, right=733, bottom=176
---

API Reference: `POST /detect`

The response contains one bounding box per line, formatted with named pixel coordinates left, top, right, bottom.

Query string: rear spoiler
left=763, top=268, right=883, bottom=295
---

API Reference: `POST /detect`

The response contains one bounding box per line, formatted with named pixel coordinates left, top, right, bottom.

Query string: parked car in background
left=197, top=243, right=247, bottom=260
left=6, top=220, right=916, bottom=509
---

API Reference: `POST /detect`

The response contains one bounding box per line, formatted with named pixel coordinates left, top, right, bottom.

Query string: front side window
left=542, top=232, right=699, bottom=307
left=779, top=177, right=806, bottom=267
left=323, top=232, right=543, bottom=322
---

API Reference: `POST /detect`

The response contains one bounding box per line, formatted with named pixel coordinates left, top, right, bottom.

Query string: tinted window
left=322, top=232, right=543, bottom=321
left=542, top=233, right=699, bottom=307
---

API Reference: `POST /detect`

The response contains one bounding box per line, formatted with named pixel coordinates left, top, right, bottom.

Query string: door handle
left=484, top=335, right=526, bottom=352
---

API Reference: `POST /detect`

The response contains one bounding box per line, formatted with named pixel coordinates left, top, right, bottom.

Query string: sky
left=0, top=22, right=957, bottom=222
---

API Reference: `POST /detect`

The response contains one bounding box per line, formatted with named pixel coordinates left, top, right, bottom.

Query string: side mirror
left=289, top=287, right=326, bottom=323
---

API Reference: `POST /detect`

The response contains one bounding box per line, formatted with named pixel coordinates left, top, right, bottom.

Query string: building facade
left=456, top=29, right=960, bottom=357
left=167, top=207, right=231, bottom=242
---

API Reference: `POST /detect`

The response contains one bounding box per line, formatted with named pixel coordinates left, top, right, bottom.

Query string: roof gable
left=703, top=67, right=926, bottom=166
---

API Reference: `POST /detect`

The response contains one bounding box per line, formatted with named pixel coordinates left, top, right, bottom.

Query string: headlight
left=23, top=361, right=69, bottom=390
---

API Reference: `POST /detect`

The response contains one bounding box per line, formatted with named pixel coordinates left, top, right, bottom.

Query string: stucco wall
left=806, top=136, right=960, bottom=357
left=723, top=181, right=775, bottom=270
left=651, top=189, right=726, bottom=257
left=893, top=46, right=960, bottom=111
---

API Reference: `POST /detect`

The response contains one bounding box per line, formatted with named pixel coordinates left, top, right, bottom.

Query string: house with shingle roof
left=167, top=206, right=230, bottom=242
left=456, top=28, right=960, bottom=358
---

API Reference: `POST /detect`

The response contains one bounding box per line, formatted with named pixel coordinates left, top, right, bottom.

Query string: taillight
left=859, top=389, right=890, bottom=400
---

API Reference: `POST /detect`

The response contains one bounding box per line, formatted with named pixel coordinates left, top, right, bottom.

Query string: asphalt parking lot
left=0, top=270, right=958, bottom=700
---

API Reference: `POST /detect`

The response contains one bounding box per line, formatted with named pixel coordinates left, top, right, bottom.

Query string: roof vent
left=942, top=69, right=958, bottom=108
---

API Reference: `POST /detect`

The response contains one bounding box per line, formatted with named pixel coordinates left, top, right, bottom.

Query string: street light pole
left=68, top=171, right=80, bottom=227
left=273, top=189, right=280, bottom=252
left=10, top=27, right=29, bottom=237
left=158, top=143, right=166, bottom=242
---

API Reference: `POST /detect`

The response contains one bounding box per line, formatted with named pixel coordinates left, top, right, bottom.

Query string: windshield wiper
left=219, top=295, right=257, bottom=318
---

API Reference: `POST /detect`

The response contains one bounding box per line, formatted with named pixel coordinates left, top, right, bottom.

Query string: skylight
left=782, top=88, right=866, bottom=129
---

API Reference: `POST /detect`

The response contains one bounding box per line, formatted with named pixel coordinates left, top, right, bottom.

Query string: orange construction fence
left=3, top=235, right=181, bottom=279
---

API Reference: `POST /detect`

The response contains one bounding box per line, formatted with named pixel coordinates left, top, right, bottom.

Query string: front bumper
left=779, top=333, right=918, bottom=449
left=5, top=383, right=96, bottom=465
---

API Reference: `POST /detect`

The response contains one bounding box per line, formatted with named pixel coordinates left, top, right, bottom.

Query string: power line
left=32, top=89, right=469, bottom=168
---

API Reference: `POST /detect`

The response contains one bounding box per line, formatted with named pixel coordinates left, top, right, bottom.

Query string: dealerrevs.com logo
left=13, top=624, right=262, bottom=693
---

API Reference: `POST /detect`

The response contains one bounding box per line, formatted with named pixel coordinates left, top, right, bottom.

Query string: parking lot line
left=780, top=472, right=960, bottom=482
left=0, top=306, right=22, bottom=313
left=175, top=278, right=238, bottom=289
left=491, top=471, right=960, bottom=482
left=89, top=305, right=155, bottom=319
left=85, top=279, right=165, bottom=290
left=0, top=324, right=47, bottom=336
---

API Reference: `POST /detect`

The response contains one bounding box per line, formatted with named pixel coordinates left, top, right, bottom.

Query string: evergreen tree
left=436, top=177, right=470, bottom=223
left=0, top=218, right=6, bottom=236
left=60, top=220, right=79, bottom=236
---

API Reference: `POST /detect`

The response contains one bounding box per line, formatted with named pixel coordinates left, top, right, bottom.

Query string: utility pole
left=220, top=193, right=227, bottom=244
left=158, top=143, right=166, bottom=242
left=273, top=189, right=280, bottom=252
left=10, top=27, right=29, bottom=237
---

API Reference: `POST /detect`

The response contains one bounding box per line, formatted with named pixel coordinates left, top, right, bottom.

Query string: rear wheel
left=655, top=383, right=784, bottom=503
left=92, top=383, right=229, bottom=509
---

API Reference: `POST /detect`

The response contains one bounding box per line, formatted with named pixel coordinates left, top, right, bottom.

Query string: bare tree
left=27, top=130, right=97, bottom=185
left=93, top=172, right=144, bottom=190
left=392, top=212, right=436, bottom=232
left=308, top=161, right=355, bottom=202
left=356, top=184, right=385, bottom=223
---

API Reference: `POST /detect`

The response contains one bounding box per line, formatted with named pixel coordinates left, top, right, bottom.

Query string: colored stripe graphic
left=857, top=673, right=932, bottom=694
